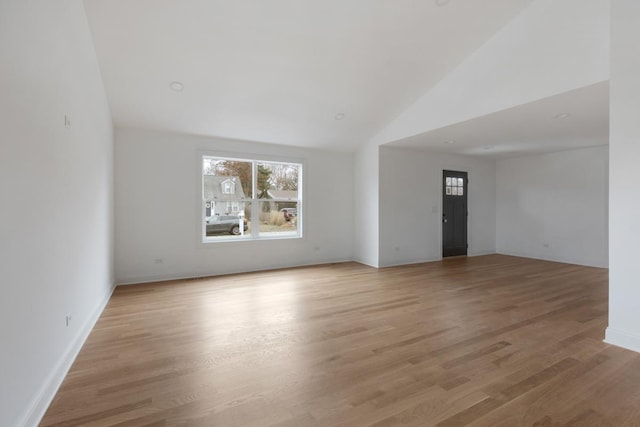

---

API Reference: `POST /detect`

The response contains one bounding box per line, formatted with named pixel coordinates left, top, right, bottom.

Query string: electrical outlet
left=154, top=258, right=164, bottom=264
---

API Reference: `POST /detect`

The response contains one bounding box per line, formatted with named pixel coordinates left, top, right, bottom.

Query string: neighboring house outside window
left=204, top=175, right=245, bottom=217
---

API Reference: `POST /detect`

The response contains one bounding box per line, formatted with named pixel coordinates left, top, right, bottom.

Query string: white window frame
left=200, top=153, right=303, bottom=243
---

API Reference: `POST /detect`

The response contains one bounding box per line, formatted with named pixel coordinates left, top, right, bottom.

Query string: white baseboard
left=468, top=250, right=498, bottom=257
left=378, top=252, right=499, bottom=268
left=116, top=257, right=354, bottom=285
left=378, top=256, right=441, bottom=268
left=604, top=327, right=640, bottom=354
left=352, top=258, right=379, bottom=268
left=495, top=250, right=608, bottom=269
left=20, top=284, right=115, bottom=427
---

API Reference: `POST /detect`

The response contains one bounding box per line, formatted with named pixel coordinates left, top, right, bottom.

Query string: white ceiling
left=387, top=81, right=610, bottom=159
left=83, top=0, right=532, bottom=151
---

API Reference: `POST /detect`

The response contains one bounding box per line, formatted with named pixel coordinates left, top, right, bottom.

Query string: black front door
left=442, top=170, right=468, bottom=257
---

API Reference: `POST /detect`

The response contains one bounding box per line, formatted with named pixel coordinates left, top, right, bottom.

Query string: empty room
left=2, top=0, right=640, bottom=426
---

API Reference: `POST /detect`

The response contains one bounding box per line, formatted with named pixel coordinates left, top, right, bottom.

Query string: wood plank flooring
left=41, top=254, right=640, bottom=426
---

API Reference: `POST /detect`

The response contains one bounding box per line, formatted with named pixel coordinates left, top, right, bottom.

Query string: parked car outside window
left=280, top=208, right=297, bottom=221
left=206, top=215, right=248, bottom=236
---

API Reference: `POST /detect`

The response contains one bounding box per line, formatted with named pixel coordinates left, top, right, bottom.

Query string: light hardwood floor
left=41, top=255, right=640, bottom=426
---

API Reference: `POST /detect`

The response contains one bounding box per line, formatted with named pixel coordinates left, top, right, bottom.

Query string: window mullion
left=251, top=160, right=259, bottom=238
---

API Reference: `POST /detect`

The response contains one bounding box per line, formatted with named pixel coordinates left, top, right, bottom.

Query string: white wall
left=379, top=147, right=496, bottom=267
left=353, top=143, right=380, bottom=267
left=496, top=146, right=609, bottom=268
left=372, top=0, right=610, bottom=146
left=114, top=128, right=353, bottom=283
left=606, top=0, right=640, bottom=352
left=0, top=1, right=114, bottom=426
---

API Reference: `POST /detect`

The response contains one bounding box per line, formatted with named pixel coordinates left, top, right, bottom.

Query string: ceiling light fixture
left=483, top=146, right=494, bottom=151
left=435, top=0, right=451, bottom=6
left=335, top=113, right=345, bottom=120
left=169, top=81, right=184, bottom=92
left=444, top=140, right=455, bottom=145
left=553, top=112, right=571, bottom=119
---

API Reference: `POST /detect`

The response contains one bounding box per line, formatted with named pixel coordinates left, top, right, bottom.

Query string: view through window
left=202, top=156, right=301, bottom=241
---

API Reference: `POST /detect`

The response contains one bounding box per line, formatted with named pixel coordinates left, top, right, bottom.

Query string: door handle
left=443, top=218, right=447, bottom=223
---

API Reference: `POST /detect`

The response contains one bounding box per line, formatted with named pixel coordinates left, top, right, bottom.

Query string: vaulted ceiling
left=84, top=0, right=533, bottom=151
left=85, top=0, right=528, bottom=151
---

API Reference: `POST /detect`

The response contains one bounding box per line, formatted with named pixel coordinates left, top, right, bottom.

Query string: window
left=221, top=179, right=235, bottom=194
left=445, top=176, right=464, bottom=196
left=202, top=155, right=302, bottom=241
